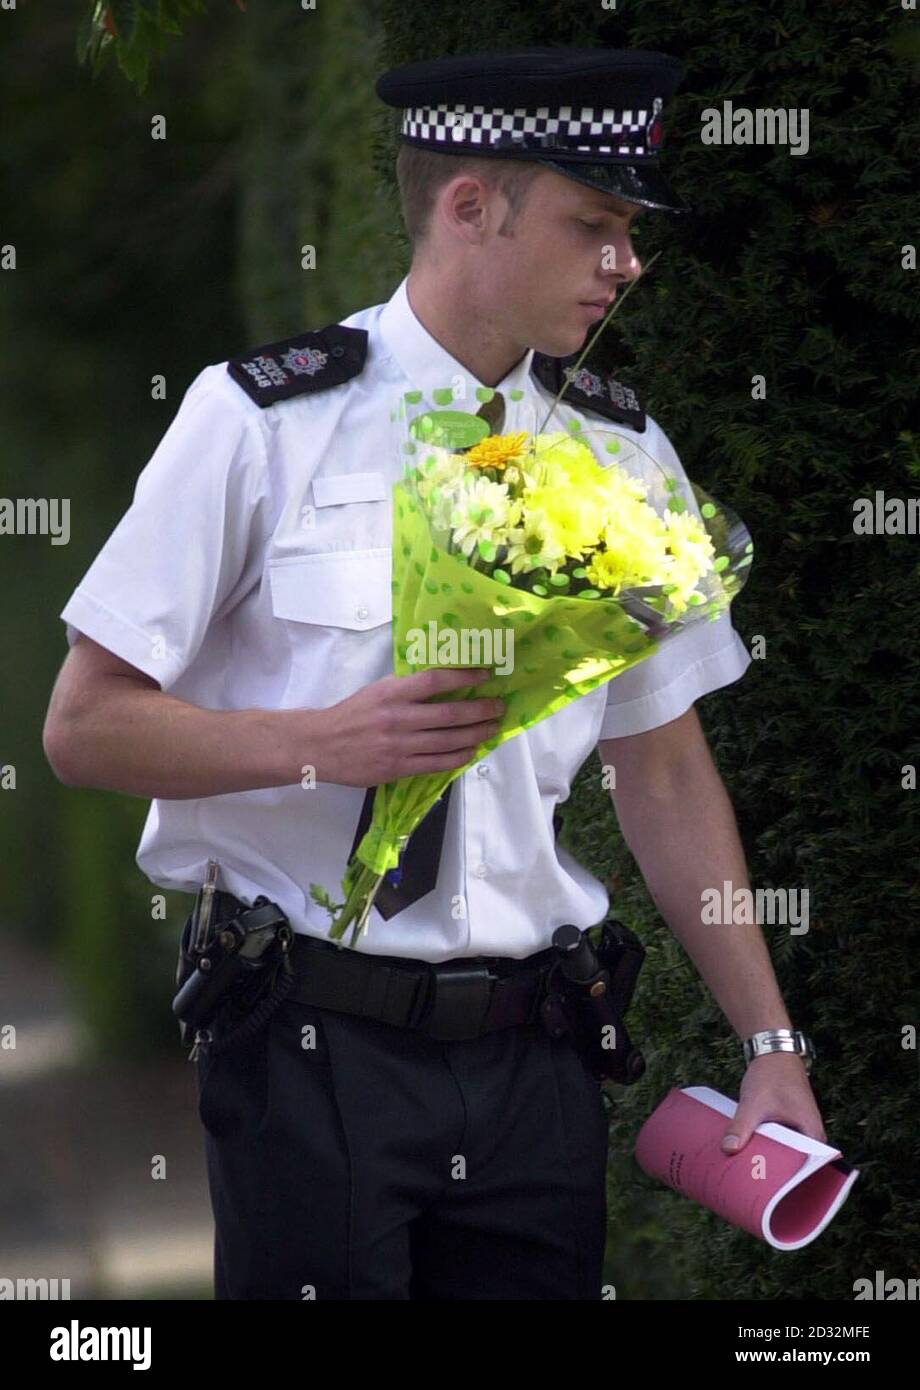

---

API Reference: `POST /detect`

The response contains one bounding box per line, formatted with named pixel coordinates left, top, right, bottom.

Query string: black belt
left=285, top=930, right=558, bottom=1043
left=200, top=889, right=562, bottom=1043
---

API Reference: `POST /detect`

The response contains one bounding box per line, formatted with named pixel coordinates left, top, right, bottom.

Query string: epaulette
left=531, top=350, right=646, bottom=434
left=227, top=324, right=368, bottom=407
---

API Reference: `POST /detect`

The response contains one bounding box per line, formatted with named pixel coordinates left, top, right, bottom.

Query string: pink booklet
left=634, top=1085, right=860, bottom=1250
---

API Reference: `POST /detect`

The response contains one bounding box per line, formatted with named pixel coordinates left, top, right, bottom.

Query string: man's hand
left=310, top=666, right=505, bottom=787
left=721, top=1053, right=827, bottom=1154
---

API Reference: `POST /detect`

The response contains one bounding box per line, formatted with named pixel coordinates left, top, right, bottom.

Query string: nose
left=616, top=229, right=643, bottom=279
left=598, top=228, right=642, bottom=289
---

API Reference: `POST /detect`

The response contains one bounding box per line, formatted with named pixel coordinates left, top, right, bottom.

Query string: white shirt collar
left=378, top=274, right=536, bottom=405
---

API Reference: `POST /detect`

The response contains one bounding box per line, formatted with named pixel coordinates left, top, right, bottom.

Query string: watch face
left=744, top=1033, right=815, bottom=1067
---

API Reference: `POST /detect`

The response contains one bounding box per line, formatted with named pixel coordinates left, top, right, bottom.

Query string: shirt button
left=476, top=763, right=490, bottom=778
left=355, top=605, right=369, bottom=620
left=474, top=863, right=487, bottom=878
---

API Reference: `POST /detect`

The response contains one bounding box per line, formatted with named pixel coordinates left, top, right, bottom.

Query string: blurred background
left=1, top=0, right=918, bottom=1300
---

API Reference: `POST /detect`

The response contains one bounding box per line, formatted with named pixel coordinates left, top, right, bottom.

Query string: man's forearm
left=611, top=752, right=793, bottom=1042
left=46, top=685, right=317, bottom=799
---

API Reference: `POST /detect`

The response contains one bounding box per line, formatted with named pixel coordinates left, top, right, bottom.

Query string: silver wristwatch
left=742, top=1028, right=816, bottom=1073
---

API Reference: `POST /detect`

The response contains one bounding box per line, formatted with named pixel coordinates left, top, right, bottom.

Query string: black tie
left=347, top=391, right=505, bottom=920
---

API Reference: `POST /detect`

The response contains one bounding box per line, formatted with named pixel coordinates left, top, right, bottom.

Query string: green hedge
left=377, top=0, right=920, bottom=1298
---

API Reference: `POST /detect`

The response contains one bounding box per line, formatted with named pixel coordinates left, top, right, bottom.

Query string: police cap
left=376, top=45, right=689, bottom=214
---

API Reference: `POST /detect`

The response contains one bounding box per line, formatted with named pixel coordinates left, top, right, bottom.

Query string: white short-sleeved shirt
left=59, top=274, right=751, bottom=962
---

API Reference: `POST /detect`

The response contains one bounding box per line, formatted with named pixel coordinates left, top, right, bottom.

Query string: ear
left=440, top=173, right=492, bottom=244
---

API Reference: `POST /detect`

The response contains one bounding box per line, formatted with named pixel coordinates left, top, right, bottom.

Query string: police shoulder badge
left=227, top=324, right=368, bottom=407
left=531, top=350, right=646, bottom=433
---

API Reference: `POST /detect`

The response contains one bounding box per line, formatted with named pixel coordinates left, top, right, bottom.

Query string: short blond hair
left=395, top=144, right=545, bottom=254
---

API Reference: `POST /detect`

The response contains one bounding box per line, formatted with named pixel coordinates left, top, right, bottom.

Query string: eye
left=578, top=219, right=603, bottom=231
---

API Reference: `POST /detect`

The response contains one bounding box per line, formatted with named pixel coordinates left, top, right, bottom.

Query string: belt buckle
left=418, top=962, right=494, bottom=1041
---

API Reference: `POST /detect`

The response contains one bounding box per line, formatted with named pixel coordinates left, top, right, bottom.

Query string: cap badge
left=646, top=96, right=664, bottom=150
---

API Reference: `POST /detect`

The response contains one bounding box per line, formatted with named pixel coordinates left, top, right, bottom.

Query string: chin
left=534, top=326, right=590, bottom=359
left=564, top=326, right=594, bottom=355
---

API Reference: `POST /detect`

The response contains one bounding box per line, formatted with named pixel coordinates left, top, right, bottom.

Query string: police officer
left=45, top=46, right=824, bottom=1300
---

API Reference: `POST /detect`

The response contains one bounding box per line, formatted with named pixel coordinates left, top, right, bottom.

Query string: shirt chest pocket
left=311, top=471, right=387, bottom=509
left=267, top=549, right=394, bottom=708
left=306, top=470, right=390, bottom=550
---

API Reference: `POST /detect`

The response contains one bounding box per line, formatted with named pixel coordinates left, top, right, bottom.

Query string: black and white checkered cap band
left=401, top=97, right=664, bottom=158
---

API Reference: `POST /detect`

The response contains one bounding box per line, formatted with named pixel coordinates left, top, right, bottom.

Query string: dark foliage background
left=1, top=0, right=917, bottom=1299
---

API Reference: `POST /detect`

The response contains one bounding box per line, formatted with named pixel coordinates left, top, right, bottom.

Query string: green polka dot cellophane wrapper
left=312, top=387, right=754, bottom=946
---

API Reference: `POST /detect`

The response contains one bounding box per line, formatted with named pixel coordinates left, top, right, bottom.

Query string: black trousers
left=195, top=975, right=611, bottom=1300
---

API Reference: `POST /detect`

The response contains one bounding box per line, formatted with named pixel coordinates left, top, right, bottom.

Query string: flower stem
left=325, top=865, right=386, bottom=948
left=535, top=249, right=662, bottom=436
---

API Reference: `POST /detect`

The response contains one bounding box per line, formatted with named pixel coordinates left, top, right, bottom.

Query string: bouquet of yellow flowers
left=309, top=386, right=753, bottom=948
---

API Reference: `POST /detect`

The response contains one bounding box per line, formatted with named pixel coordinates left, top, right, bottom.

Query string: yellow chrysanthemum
left=584, top=549, right=633, bottom=592
left=465, top=431, right=530, bottom=471
left=586, top=523, right=670, bottom=593
left=517, top=432, right=594, bottom=487
left=528, top=432, right=596, bottom=469
left=524, top=485, right=605, bottom=558
left=664, top=508, right=714, bottom=568
left=659, top=509, right=716, bottom=612
left=594, top=461, right=650, bottom=508
left=416, top=427, right=719, bottom=609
